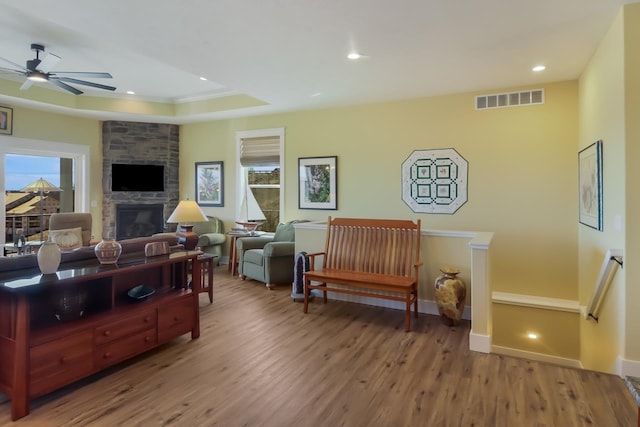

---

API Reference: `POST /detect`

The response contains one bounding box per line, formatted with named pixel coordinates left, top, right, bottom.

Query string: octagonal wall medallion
left=401, top=148, right=468, bottom=214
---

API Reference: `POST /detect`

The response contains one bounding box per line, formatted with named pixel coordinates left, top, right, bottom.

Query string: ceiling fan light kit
left=27, top=71, right=47, bottom=82
left=0, top=43, right=116, bottom=95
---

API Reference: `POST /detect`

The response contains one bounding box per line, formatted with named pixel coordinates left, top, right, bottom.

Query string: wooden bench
left=303, top=217, right=422, bottom=331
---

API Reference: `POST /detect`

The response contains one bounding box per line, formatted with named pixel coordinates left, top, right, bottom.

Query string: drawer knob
left=174, top=316, right=179, bottom=321
left=145, top=336, right=151, bottom=342
left=59, top=356, right=67, bottom=364
left=144, top=316, right=151, bottom=322
left=103, top=330, right=111, bottom=337
left=103, top=352, right=111, bottom=359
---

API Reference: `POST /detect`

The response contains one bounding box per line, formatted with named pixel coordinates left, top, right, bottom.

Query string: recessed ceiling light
left=347, top=52, right=362, bottom=60
left=126, top=90, right=135, bottom=95
left=311, top=92, right=321, bottom=97
left=527, top=332, right=538, bottom=340
left=532, top=65, right=546, bottom=72
left=200, top=76, right=208, bottom=81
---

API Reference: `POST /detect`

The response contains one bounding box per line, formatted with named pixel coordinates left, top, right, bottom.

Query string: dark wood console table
left=0, top=250, right=201, bottom=421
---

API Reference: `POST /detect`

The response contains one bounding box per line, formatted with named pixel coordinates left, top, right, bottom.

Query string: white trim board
left=492, top=291, right=580, bottom=313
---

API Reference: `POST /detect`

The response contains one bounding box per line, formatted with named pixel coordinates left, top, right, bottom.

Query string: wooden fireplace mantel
left=0, top=250, right=201, bottom=421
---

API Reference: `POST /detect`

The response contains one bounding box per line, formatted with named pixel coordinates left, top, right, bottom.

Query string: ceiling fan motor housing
left=26, top=59, right=41, bottom=71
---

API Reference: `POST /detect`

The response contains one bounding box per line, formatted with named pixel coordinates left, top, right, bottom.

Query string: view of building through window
left=4, top=154, right=74, bottom=247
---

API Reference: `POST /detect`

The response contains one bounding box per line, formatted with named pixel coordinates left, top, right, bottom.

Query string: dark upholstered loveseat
left=0, top=235, right=180, bottom=273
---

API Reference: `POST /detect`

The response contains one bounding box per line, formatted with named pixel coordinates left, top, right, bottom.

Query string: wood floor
left=1, top=267, right=637, bottom=426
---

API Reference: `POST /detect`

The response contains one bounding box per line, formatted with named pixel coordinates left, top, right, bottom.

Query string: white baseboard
left=327, top=292, right=471, bottom=320
left=492, top=345, right=582, bottom=369
left=618, top=357, right=640, bottom=378
left=469, top=333, right=491, bottom=353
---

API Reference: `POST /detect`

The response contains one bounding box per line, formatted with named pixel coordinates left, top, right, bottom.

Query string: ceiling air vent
left=475, top=89, right=544, bottom=110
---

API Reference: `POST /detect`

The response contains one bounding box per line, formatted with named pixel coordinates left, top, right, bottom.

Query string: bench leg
left=303, top=279, right=309, bottom=313
left=405, top=295, right=411, bottom=332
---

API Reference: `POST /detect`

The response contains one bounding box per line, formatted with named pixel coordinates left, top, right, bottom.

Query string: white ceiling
left=0, top=0, right=634, bottom=123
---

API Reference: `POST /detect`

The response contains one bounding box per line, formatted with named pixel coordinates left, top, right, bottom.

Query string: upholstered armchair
left=155, top=215, right=225, bottom=261
left=236, top=221, right=302, bottom=290
left=192, top=216, right=226, bottom=259
left=48, top=213, right=93, bottom=248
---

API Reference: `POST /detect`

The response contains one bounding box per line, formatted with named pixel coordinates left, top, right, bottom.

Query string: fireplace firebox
left=115, top=204, right=164, bottom=240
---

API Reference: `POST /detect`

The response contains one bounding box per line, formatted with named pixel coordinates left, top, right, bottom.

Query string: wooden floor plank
left=0, top=267, right=636, bottom=426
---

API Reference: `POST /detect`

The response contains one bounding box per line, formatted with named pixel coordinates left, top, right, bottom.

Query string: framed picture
left=0, top=106, right=13, bottom=135
left=578, top=140, right=603, bottom=230
left=195, top=161, right=224, bottom=207
left=298, top=156, right=337, bottom=210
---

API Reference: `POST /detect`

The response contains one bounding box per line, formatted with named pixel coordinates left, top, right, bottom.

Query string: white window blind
left=240, top=136, right=280, bottom=167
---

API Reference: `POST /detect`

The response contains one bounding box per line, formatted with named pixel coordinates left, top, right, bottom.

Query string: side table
left=226, top=232, right=250, bottom=277
left=194, top=253, right=217, bottom=303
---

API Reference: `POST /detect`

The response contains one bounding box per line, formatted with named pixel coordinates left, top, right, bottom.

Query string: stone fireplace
left=101, top=121, right=180, bottom=240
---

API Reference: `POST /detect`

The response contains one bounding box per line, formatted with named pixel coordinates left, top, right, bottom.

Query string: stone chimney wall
left=101, top=121, right=179, bottom=240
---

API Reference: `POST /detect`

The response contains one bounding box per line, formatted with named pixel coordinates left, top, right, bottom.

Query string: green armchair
left=236, top=221, right=302, bottom=290
left=155, top=216, right=225, bottom=261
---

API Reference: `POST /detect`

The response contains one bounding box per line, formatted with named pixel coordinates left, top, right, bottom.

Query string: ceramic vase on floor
left=434, top=267, right=466, bottom=326
left=37, top=241, right=61, bottom=274
left=94, top=238, right=122, bottom=264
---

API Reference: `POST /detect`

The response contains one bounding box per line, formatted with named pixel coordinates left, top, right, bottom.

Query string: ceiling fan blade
left=52, top=71, right=112, bottom=79
left=0, top=57, right=27, bottom=72
left=0, top=66, right=25, bottom=75
left=38, top=53, right=61, bottom=73
left=55, top=77, right=116, bottom=91
left=20, top=79, right=34, bottom=91
left=50, top=79, right=83, bottom=95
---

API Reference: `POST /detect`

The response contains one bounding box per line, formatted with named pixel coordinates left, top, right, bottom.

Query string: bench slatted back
left=323, top=217, right=421, bottom=278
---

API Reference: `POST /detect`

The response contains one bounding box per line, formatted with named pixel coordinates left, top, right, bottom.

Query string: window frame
left=1, top=135, right=90, bottom=246
left=235, top=128, right=285, bottom=229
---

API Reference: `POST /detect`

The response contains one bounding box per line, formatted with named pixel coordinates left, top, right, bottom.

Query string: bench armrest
left=305, top=251, right=325, bottom=270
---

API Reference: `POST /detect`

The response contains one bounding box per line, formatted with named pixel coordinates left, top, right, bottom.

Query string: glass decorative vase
left=37, top=241, right=61, bottom=274
left=94, top=238, right=122, bottom=265
left=434, top=267, right=466, bottom=326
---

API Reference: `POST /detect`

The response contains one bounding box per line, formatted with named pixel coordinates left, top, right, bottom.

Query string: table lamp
left=167, top=200, right=208, bottom=250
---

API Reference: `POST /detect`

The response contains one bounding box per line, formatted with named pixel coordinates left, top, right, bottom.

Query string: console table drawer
left=94, top=308, right=156, bottom=346
left=30, top=331, right=93, bottom=397
left=95, top=328, right=157, bottom=369
left=158, top=298, right=194, bottom=342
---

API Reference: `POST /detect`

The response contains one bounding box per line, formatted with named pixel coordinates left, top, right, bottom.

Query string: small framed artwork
left=0, top=106, right=13, bottom=135
left=195, top=161, right=224, bottom=207
left=298, top=156, right=337, bottom=210
left=578, top=140, right=603, bottom=230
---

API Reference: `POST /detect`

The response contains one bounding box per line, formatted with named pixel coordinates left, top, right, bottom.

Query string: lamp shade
left=167, top=200, right=208, bottom=224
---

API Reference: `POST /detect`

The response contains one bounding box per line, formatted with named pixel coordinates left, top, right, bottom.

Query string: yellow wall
left=577, top=5, right=629, bottom=373
left=623, top=4, right=640, bottom=363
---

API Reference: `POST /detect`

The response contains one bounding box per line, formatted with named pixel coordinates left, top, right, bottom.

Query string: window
left=1, top=136, right=89, bottom=246
left=236, top=129, right=284, bottom=233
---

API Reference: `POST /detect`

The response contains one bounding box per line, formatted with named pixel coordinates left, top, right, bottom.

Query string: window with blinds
left=238, top=134, right=282, bottom=232
left=240, top=136, right=280, bottom=167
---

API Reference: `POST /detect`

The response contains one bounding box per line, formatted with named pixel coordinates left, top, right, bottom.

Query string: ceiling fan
left=0, top=43, right=116, bottom=95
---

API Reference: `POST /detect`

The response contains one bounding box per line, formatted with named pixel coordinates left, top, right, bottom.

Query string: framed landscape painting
left=195, top=161, right=224, bottom=207
left=298, top=156, right=337, bottom=210
left=578, top=140, right=603, bottom=231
